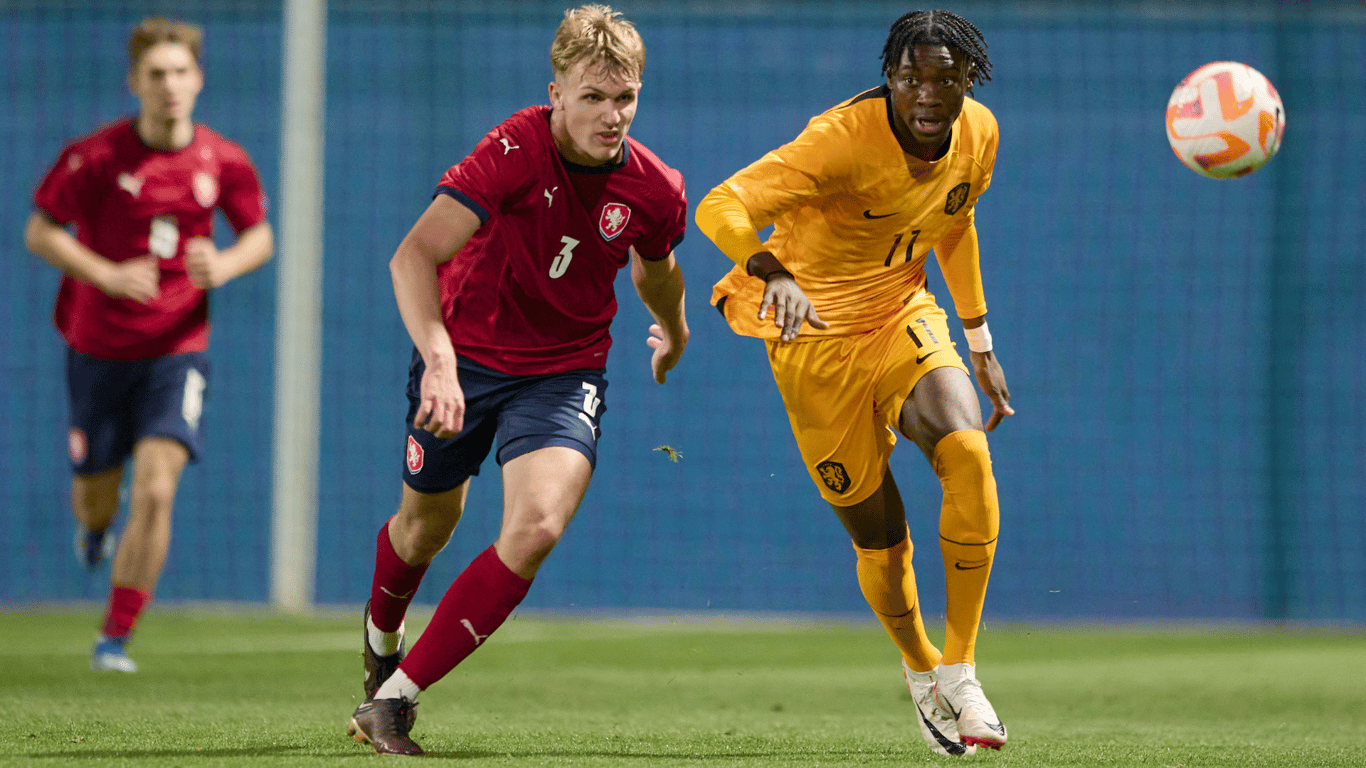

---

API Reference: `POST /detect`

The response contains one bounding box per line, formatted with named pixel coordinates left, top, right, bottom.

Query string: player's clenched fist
left=102, top=255, right=161, bottom=304
left=185, top=236, right=226, bottom=289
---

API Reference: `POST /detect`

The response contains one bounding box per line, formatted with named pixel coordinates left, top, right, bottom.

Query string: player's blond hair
left=128, top=16, right=203, bottom=70
left=550, top=5, right=645, bottom=81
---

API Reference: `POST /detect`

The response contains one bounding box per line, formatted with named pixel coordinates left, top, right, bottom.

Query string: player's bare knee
left=130, top=473, right=179, bottom=517
left=503, top=509, right=569, bottom=561
left=528, top=518, right=569, bottom=556
left=392, top=510, right=460, bottom=563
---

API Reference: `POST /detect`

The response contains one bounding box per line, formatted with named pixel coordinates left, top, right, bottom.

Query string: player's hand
left=646, top=323, right=687, bottom=384
left=970, top=350, right=1015, bottom=431
left=758, top=275, right=829, bottom=342
left=185, top=237, right=227, bottom=289
left=100, top=255, right=161, bottom=304
left=413, top=355, right=465, bottom=438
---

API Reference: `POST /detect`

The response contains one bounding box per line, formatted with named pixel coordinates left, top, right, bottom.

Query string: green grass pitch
left=2, top=608, right=1363, bottom=766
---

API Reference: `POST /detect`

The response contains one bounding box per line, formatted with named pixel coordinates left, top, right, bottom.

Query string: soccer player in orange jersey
left=696, top=10, right=1012, bottom=755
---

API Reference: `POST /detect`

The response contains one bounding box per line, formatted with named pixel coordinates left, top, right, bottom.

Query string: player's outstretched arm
left=185, top=221, right=273, bottom=289
left=391, top=194, right=482, bottom=437
left=630, top=247, right=688, bottom=384
left=695, top=187, right=828, bottom=342
left=963, top=316, right=1014, bottom=431
left=24, top=211, right=160, bottom=303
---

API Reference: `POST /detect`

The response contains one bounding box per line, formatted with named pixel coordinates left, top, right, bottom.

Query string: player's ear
left=547, top=79, right=561, bottom=108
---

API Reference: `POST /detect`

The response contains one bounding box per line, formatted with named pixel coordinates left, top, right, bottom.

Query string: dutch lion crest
left=816, top=460, right=851, bottom=494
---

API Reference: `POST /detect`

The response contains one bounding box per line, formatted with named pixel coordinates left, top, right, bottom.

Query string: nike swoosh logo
left=915, top=350, right=940, bottom=364
left=985, top=721, right=1006, bottom=735
left=379, top=586, right=414, bottom=599
left=944, top=699, right=963, bottom=721
left=916, top=705, right=967, bottom=755
left=954, top=561, right=989, bottom=570
left=862, top=209, right=898, bottom=219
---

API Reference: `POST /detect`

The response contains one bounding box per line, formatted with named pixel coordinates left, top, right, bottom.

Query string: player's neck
left=135, top=114, right=195, bottom=151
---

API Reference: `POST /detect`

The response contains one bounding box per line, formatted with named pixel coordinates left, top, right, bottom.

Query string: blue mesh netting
left=2, top=1, right=1362, bottom=622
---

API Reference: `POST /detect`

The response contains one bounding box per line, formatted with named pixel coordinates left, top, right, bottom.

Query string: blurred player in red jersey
left=345, top=4, right=689, bottom=755
left=24, top=17, right=273, bottom=673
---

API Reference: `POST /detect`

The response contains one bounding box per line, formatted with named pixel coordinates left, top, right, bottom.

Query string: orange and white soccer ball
left=1165, top=61, right=1285, bottom=179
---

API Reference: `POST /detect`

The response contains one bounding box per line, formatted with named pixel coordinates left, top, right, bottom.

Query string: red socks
left=101, top=585, right=149, bottom=638
left=398, top=545, right=531, bottom=690
left=369, top=517, right=431, bottom=632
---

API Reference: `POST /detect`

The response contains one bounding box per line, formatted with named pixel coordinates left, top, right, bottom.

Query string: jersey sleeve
left=435, top=121, right=535, bottom=224
left=632, top=179, right=688, bottom=262
left=933, top=109, right=999, bottom=321
left=695, top=115, right=853, bottom=269
left=32, top=143, right=101, bottom=226
left=934, top=213, right=987, bottom=319
left=217, top=144, right=268, bottom=232
left=975, top=110, right=999, bottom=197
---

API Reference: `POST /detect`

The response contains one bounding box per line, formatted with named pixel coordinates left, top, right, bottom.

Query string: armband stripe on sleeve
left=637, top=233, right=685, bottom=262
left=435, top=186, right=490, bottom=223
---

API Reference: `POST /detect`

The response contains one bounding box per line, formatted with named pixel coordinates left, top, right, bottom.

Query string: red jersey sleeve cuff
left=435, top=186, right=490, bottom=223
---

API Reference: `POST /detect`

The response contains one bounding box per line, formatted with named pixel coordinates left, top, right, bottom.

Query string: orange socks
left=853, top=535, right=942, bottom=672
left=933, top=429, right=1000, bottom=666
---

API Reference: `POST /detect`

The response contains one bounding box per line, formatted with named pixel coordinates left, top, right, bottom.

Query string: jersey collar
left=558, top=140, right=630, bottom=175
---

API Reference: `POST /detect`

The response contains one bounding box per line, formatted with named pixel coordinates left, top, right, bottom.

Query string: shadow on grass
left=28, top=745, right=900, bottom=762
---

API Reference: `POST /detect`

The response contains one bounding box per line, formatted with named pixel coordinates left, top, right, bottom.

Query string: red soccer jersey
left=435, top=106, right=687, bottom=375
left=32, top=119, right=268, bottom=360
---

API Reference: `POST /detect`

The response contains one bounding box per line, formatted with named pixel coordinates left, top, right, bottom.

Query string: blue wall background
left=2, top=1, right=1362, bottom=623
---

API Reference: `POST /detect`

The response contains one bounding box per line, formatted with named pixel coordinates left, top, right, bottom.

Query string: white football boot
left=90, top=634, right=137, bottom=672
left=934, top=662, right=1007, bottom=750
left=903, top=660, right=975, bottom=756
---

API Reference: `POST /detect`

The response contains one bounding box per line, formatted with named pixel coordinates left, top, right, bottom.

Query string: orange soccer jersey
left=698, top=86, right=998, bottom=339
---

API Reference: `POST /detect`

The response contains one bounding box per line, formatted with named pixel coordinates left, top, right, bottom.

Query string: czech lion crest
left=598, top=202, right=631, bottom=241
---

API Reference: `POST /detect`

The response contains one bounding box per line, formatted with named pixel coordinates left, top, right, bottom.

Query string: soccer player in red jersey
left=24, top=17, right=273, bottom=673
left=346, top=5, right=689, bottom=755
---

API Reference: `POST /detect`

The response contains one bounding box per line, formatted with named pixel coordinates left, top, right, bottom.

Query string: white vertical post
left=272, top=0, right=326, bottom=612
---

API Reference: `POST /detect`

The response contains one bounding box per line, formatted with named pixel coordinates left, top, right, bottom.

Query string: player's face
left=129, top=42, right=203, bottom=124
left=548, top=58, right=640, bottom=166
left=886, top=44, right=971, bottom=157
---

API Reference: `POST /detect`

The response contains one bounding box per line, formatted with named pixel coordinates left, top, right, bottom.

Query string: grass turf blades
left=2, top=609, right=1363, bottom=766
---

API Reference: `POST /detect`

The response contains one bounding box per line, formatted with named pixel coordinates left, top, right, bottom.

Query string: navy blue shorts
left=402, top=350, right=608, bottom=494
left=66, top=347, right=209, bottom=475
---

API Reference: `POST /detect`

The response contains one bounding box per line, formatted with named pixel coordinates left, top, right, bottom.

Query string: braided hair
left=880, top=10, right=992, bottom=89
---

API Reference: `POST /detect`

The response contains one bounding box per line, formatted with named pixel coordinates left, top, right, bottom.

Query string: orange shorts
left=766, top=290, right=969, bottom=506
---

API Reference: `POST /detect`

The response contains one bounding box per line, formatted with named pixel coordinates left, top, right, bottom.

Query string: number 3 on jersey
left=550, top=235, right=578, bottom=279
